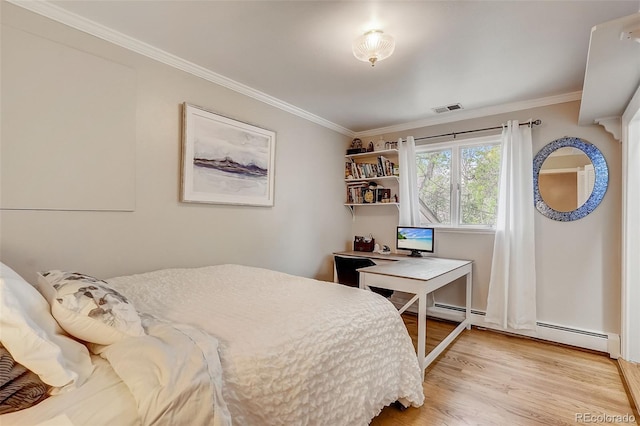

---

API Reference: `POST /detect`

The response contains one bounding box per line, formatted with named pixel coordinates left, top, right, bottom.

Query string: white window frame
left=416, top=134, right=502, bottom=231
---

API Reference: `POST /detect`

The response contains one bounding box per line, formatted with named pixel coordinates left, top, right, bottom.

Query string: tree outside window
left=416, top=150, right=451, bottom=225
left=416, top=137, right=501, bottom=228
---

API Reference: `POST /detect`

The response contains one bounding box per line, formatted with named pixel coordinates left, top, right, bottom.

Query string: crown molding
left=355, top=91, right=583, bottom=138
left=7, top=0, right=355, bottom=137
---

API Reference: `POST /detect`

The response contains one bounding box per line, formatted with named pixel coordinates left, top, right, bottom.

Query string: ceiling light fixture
left=352, top=30, right=395, bottom=67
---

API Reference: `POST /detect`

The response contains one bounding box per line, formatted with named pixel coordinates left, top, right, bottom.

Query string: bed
left=0, top=262, right=424, bottom=425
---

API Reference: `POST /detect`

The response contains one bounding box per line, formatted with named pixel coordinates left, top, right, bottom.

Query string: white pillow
left=0, top=262, right=94, bottom=391
left=37, top=271, right=145, bottom=346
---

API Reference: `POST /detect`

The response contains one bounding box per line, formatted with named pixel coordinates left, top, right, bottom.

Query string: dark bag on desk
left=354, top=236, right=375, bottom=252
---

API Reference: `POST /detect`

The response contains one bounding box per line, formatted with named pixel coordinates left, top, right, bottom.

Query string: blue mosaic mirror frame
left=533, top=137, right=608, bottom=221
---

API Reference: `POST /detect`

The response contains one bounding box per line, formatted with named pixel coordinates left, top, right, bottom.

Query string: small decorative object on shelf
left=377, top=188, right=391, bottom=203
left=347, top=148, right=367, bottom=155
left=374, top=137, right=386, bottom=151
left=362, top=188, right=375, bottom=203
left=362, top=182, right=377, bottom=203
left=385, top=140, right=398, bottom=150
left=347, top=138, right=367, bottom=155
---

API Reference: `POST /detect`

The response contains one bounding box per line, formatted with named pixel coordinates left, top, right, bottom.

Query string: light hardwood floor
left=620, top=359, right=640, bottom=418
left=371, top=315, right=638, bottom=426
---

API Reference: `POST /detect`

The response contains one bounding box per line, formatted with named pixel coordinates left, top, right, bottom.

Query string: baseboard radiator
left=395, top=299, right=620, bottom=358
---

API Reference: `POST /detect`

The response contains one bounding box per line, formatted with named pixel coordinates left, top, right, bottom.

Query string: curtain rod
left=411, top=119, right=542, bottom=142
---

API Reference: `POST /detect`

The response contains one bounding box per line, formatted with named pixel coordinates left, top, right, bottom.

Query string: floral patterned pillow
left=37, top=271, right=145, bottom=346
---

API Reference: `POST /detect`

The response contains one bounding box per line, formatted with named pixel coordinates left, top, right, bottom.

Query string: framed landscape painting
left=181, top=103, right=276, bottom=206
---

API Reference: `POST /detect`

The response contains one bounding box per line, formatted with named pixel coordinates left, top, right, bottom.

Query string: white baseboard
left=394, top=299, right=620, bottom=358
left=472, top=316, right=615, bottom=357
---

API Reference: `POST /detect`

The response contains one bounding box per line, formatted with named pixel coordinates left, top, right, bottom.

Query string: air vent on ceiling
left=433, top=103, right=463, bottom=114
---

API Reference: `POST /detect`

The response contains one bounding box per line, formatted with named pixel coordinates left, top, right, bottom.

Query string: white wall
left=2, top=24, right=137, bottom=212
left=621, top=85, right=640, bottom=362
left=353, top=101, right=622, bottom=335
left=0, top=2, right=352, bottom=282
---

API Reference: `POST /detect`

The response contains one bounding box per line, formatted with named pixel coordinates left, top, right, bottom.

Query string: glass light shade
left=352, top=30, right=395, bottom=67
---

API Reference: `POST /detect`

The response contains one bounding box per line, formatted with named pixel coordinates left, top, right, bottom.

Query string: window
left=416, top=136, right=501, bottom=228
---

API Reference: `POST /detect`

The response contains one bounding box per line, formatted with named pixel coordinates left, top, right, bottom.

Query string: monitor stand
left=408, top=250, right=423, bottom=258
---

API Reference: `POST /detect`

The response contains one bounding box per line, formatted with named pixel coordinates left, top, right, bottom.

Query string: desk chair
left=334, top=256, right=393, bottom=298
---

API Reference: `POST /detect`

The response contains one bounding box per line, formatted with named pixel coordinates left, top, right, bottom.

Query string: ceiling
left=579, top=11, right=640, bottom=125
left=17, top=1, right=640, bottom=135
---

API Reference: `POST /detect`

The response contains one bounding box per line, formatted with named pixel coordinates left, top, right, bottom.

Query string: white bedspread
left=90, top=315, right=231, bottom=426
left=108, top=264, right=424, bottom=425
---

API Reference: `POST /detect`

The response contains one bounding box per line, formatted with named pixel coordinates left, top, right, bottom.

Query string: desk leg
left=465, top=270, right=472, bottom=330
left=358, top=271, right=368, bottom=290
left=417, top=292, right=427, bottom=380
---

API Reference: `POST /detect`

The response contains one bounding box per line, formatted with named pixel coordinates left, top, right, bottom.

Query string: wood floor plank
left=619, top=358, right=640, bottom=414
left=371, top=315, right=636, bottom=425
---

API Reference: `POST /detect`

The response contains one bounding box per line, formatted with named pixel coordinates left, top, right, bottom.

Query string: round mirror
left=539, top=147, right=593, bottom=212
left=533, top=137, right=608, bottom=221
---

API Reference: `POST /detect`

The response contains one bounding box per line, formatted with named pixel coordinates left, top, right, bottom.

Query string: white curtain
left=398, top=136, right=420, bottom=226
left=485, top=121, right=537, bottom=330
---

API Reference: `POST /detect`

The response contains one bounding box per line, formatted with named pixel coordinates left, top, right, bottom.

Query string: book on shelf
left=346, top=182, right=397, bottom=205
left=346, top=182, right=368, bottom=204
left=377, top=156, right=386, bottom=176
left=346, top=156, right=396, bottom=180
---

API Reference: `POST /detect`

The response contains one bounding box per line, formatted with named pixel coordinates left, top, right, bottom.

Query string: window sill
left=429, top=226, right=496, bottom=235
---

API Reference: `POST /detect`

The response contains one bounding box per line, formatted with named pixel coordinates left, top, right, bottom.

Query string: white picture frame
left=181, top=103, right=276, bottom=206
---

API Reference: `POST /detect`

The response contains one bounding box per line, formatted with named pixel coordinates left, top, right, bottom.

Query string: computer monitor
left=396, top=226, right=434, bottom=257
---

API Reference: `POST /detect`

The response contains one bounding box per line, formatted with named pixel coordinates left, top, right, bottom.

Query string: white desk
left=342, top=253, right=472, bottom=379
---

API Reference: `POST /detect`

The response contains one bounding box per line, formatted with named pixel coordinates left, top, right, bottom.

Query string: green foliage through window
left=416, top=138, right=501, bottom=227
left=416, top=150, right=451, bottom=225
